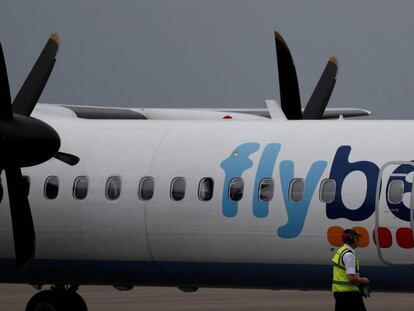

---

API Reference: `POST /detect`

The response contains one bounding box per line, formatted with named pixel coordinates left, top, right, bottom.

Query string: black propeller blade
left=0, top=33, right=79, bottom=273
left=5, top=167, right=35, bottom=273
left=274, top=32, right=338, bottom=120
left=12, top=34, right=59, bottom=117
left=274, top=32, right=302, bottom=120
left=303, top=57, right=338, bottom=119
left=54, top=152, right=80, bottom=166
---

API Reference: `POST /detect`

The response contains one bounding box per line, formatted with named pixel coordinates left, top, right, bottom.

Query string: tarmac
left=1, top=284, right=413, bottom=310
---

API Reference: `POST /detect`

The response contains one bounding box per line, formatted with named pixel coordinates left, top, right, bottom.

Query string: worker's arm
left=347, top=274, right=369, bottom=285
left=343, top=251, right=369, bottom=286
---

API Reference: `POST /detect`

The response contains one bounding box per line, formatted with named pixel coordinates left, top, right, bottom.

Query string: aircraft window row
left=1, top=175, right=343, bottom=204
left=226, top=177, right=338, bottom=204
left=6, top=175, right=212, bottom=202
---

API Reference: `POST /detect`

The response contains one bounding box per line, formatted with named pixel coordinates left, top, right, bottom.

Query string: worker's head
left=342, top=229, right=361, bottom=248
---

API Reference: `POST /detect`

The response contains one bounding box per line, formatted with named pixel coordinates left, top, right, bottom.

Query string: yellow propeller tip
left=50, top=33, right=60, bottom=44
left=274, top=32, right=289, bottom=49
left=329, top=56, right=338, bottom=65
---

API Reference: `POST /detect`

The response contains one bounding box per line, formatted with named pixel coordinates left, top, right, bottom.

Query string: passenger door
left=375, top=162, right=414, bottom=265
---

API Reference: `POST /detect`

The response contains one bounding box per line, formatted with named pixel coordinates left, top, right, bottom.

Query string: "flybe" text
left=220, top=143, right=414, bottom=238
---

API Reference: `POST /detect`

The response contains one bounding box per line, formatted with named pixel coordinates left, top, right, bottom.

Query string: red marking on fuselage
left=396, top=228, right=414, bottom=249
left=373, top=227, right=392, bottom=248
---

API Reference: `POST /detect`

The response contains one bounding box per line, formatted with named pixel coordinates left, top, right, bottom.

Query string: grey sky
left=1, top=0, right=413, bottom=118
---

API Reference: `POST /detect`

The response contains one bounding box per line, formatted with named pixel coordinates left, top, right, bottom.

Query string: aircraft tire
left=65, top=291, right=87, bottom=311
left=26, top=290, right=60, bottom=311
left=26, top=289, right=87, bottom=311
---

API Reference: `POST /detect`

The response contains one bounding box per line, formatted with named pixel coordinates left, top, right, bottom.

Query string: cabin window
left=22, top=175, right=31, bottom=197
left=320, top=179, right=336, bottom=203
left=198, top=177, right=214, bottom=201
left=388, top=179, right=404, bottom=204
left=289, top=178, right=305, bottom=202
left=259, top=178, right=274, bottom=202
left=44, top=176, right=59, bottom=199
left=106, top=176, right=121, bottom=200
left=73, top=176, right=88, bottom=200
left=229, top=177, right=244, bottom=201
left=139, top=177, right=154, bottom=201
left=171, top=177, right=186, bottom=201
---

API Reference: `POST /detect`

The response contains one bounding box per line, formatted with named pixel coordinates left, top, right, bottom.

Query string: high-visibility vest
left=332, top=244, right=360, bottom=292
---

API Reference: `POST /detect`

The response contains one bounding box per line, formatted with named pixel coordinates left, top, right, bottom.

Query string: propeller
left=54, top=152, right=80, bottom=166
left=12, top=33, right=59, bottom=117
left=274, top=32, right=338, bottom=120
left=0, top=33, right=78, bottom=272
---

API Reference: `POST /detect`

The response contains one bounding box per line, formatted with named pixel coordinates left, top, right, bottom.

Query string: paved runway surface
left=1, top=284, right=413, bottom=310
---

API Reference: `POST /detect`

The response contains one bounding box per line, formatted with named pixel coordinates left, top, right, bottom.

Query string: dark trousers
left=334, top=291, right=366, bottom=311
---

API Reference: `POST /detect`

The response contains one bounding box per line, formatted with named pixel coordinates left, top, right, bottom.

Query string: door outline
left=374, top=161, right=414, bottom=266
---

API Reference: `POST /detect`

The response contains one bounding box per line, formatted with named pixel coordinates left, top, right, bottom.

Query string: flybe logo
left=220, top=143, right=414, bottom=239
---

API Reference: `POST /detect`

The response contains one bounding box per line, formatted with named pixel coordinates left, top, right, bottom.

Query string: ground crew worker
left=332, top=228, right=370, bottom=311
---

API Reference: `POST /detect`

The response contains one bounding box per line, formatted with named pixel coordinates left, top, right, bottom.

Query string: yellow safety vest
left=332, top=244, right=360, bottom=292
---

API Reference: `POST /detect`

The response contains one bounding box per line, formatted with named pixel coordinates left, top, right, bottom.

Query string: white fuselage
left=0, top=107, right=413, bottom=290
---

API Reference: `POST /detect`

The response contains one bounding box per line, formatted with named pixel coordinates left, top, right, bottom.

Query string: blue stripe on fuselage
left=0, top=259, right=413, bottom=292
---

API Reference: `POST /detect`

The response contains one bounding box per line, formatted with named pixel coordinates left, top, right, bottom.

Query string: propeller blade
left=303, top=57, right=338, bottom=119
left=12, top=33, right=59, bottom=116
left=54, top=152, right=80, bottom=166
left=5, top=166, right=35, bottom=273
left=0, top=44, right=13, bottom=120
left=274, top=32, right=302, bottom=120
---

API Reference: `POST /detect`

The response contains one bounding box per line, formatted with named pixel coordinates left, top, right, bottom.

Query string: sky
left=0, top=0, right=413, bottom=119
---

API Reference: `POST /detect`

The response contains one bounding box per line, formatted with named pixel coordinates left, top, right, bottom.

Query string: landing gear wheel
left=26, top=290, right=60, bottom=311
left=26, top=289, right=87, bottom=311
left=65, top=291, right=87, bottom=310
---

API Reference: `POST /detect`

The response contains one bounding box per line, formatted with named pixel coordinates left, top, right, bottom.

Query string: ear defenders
left=342, top=229, right=361, bottom=244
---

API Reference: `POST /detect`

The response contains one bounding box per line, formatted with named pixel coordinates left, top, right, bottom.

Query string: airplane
left=0, top=31, right=413, bottom=311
